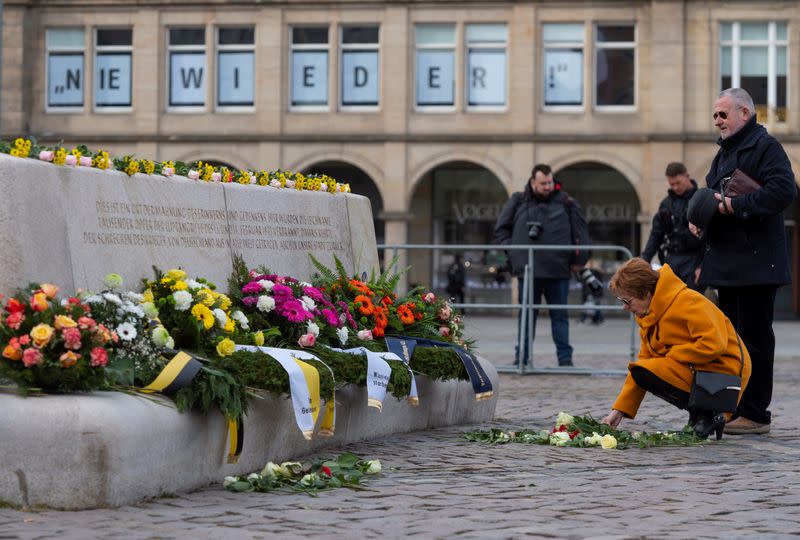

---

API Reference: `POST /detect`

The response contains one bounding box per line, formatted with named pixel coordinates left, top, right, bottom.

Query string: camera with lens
left=527, top=221, right=544, bottom=240
left=577, top=267, right=604, bottom=297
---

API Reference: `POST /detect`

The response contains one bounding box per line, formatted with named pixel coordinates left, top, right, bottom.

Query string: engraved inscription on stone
left=82, top=199, right=347, bottom=253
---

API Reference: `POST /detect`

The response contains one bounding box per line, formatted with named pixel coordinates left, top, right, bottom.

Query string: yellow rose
left=253, top=331, right=265, bottom=346
left=30, top=323, right=55, bottom=347
left=600, top=434, right=618, bottom=449
left=216, top=338, right=235, bottom=357
left=40, top=283, right=60, bottom=298
left=218, top=295, right=232, bottom=311
left=142, top=289, right=154, bottom=303
left=166, top=269, right=187, bottom=281
left=54, top=315, right=77, bottom=330
left=198, top=290, right=215, bottom=307
left=59, top=351, right=80, bottom=367
left=171, top=281, right=188, bottom=291
left=30, top=292, right=49, bottom=312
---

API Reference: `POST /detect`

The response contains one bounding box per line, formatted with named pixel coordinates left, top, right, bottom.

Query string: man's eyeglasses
left=616, top=296, right=632, bottom=307
left=713, top=106, right=744, bottom=120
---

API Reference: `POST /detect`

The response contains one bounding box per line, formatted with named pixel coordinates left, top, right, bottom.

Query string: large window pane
left=544, top=49, right=583, bottom=106
left=596, top=49, right=634, bottom=106
left=740, top=22, right=768, bottom=41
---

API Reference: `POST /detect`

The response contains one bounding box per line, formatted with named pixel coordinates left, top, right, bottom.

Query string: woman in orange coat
left=601, top=258, right=751, bottom=439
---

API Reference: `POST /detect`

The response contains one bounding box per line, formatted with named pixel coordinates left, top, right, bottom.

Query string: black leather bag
left=687, top=335, right=745, bottom=413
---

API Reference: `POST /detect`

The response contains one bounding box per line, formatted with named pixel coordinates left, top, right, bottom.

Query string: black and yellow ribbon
left=141, top=350, right=244, bottom=464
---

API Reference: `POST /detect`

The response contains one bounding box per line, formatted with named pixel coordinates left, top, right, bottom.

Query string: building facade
left=2, top=0, right=800, bottom=315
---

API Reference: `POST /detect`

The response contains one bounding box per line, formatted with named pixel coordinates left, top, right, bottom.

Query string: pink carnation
left=22, top=347, right=44, bottom=368
left=357, top=329, right=373, bottom=341
left=424, top=292, right=436, bottom=303
left=162, top=167, right=174, bottom=176
left=242, top=296, right=258, bottom=307
left=211, top=172, right=221, bottom=182
left=297, top=333, right=316, bottom=348
left=438, top=326, right=450, bottom=337
left=78, top=156, right=93, bottom=167
left=188, top=170, right=200, bottom=180
left=65, top=154, right=78, bottom=166
left=62, top=327, right=82, bottom=350
left=439, top=305, right=452, bottom=320
left=77, top=316, right=96, bottom=330
left=39, top=150, right=54, bottom=162
left=90, top=347, right=109, bottom=367
left=241, top=281, right=263, bottom=294
left=5, top=311, right=24, bottom=330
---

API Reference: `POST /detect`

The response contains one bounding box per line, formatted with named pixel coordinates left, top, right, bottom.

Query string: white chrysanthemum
left=116, top=322, right=138, bottom=342
left=102, top=292, right=123, bottom=305
left=173, top=290, right=193, bottom=311
left=336, top=327, right=349, bottom=346
left=307, top=321, right=320, bottom=337
left=299, top=281, right=312, bottom=288
left=300, top=295, right=317, bottom=311
left=231, top=310, right=249, bottom=330
left=257, top=279, right=274, bottom=292
left=82, top=294, right=102, bottom=304
left=124, top=303, right=145, bottom=318
left=186, top=279, right=203, bottom=291
left=257, top=295, right=275, bottom=313
left=213, top=308, right=227, bottom=327
left=126, top=292, right=144, bottom=303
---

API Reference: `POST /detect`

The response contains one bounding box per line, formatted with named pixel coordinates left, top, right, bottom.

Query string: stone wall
left=0, top=154, right=378, bottom=294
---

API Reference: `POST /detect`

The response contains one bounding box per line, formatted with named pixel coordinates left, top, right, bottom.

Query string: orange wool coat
left=612, top=264, right=752, bottom=418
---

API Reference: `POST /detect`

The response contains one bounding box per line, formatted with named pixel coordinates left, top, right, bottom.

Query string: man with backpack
left=493, top=163, right=591, bottom=367
left=641, top=162, right=703, bottom=290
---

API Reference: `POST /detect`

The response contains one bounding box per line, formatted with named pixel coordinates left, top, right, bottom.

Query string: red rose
left=321, top=465, right=332, bottom=477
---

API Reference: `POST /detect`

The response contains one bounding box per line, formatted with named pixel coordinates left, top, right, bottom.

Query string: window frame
left=93, top=27, right=133, bottom=114
left=593, top=22, right=637, bottom=112
left=215, top=26, right=256, bottom=112
left=541, top=22, right=586, bottom=113
left=338, top=24, right=381, bottom=112
left=45, top=27, right=86, bottom=114
left=464, top=23, right=508, bottom=113
left=289, top=25, right=330, bottom=113
left=166, top=26, right=208, bottom=113
left=414, top=23, right=457, bottom=113
left=719, top=21, right=789, bottom=125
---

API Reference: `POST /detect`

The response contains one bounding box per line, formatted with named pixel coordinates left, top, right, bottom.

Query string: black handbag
left=687, top=335, right=745, bottom=413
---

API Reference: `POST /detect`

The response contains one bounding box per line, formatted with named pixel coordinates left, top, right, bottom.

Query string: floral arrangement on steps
left=464, top=412, right=706, bottom=450
left=0, top=283, right=115, bottom=393
left=0, top=138, right=350, bottom=194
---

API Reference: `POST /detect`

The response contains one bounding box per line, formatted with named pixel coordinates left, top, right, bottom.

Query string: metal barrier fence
left=377, top=243, right=636, bottom=376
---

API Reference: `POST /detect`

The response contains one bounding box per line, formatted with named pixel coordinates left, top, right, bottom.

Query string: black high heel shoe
left=693, top=413, right=726, bottom=440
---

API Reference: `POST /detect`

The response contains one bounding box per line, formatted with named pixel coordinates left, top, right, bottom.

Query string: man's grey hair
left=719, top=88, right=755, bottom=113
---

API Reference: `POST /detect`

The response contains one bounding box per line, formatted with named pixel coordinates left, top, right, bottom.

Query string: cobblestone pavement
left=2, top=318, right=800, bottom=539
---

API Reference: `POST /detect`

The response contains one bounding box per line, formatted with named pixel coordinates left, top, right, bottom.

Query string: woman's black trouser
left=630, top=365, right=690, bottom=410
left=717, top=285, right=777, bottom=425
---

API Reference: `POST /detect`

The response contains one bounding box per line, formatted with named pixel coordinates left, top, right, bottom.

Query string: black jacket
left=700, top=115, right=796, bottom=287
left=493, top=189, right=585, bottom=279
left=642, top=179, right=703, bottom=264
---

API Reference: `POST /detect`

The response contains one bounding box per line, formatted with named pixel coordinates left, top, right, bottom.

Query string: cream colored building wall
left=3, top=0, right=800, bottom=261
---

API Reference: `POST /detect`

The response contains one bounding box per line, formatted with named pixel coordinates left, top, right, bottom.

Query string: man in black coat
left=642, top=162, right=703, bottom=290
left=690, top=88, right=796, bottom=435
left=493, top=163, right=589, bottom=367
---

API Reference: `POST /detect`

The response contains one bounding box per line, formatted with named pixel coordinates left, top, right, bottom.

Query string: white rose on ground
left=173, top=290, right=193, bottom=311
left=261, top=462, right=282, bottom=478
left=223, top=476, right=237, bottom=487
left=584, top=432, right=603, bottom=446
left=549, top=431, right=571, bottom=446
left=299, top=473, right=317, bottom=487
left=257, top=295, right=276, bottom=313
left=247, top=473, right=261, bottom=481
left=365, top=460, right=382, bottom=474
left=600, top=434, right=618, bottom=449
left=555, top=412, right=574, bottom=428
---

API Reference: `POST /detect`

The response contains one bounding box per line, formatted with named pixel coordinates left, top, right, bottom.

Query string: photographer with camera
left=641, top=162, right=703, bottom=291
left=493, top=164, right=592, bottom=367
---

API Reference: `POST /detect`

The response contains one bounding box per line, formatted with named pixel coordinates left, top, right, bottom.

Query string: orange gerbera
left=372, top=325, right=385, bottom=338
left=397, top=304, right=415, bottom=325
left=354, top=295, right=375, bottom=315
left=373, top=306, right=388, bottom=328
left=349, top=279, right=373, bottom=296
left=380, top=295, right=393, bottom=306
